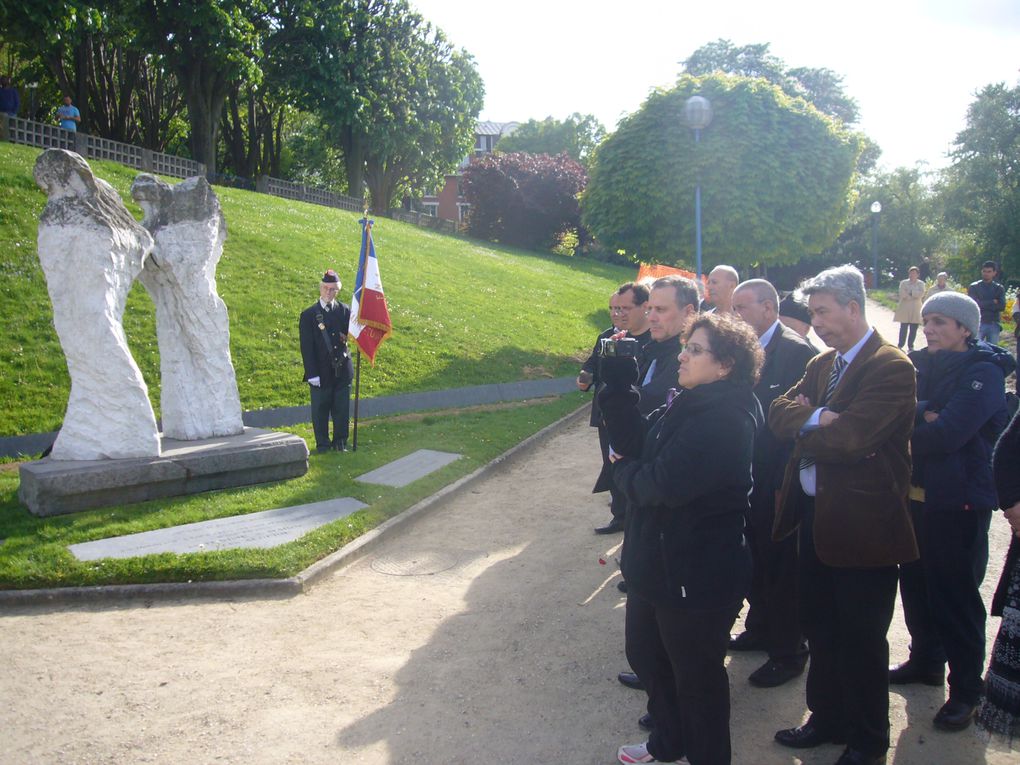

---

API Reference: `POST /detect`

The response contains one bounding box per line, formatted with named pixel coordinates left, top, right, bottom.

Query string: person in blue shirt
left=57, top=95, right=80, bottom=131
left=0, top=76, right=19, bottom=117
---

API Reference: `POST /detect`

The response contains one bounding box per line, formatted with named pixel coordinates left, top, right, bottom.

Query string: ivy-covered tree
left=462, top=152, right=587, bottom=251
left=582, top=73, right=861, bottom=269
left=495, top=113, right=606, bottom=168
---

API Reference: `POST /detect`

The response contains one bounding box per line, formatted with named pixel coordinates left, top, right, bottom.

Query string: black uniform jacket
left=299, top=301, right=354, bottom=387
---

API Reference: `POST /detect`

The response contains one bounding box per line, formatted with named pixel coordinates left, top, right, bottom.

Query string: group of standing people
left=579, top=263, right=1017, bottom=765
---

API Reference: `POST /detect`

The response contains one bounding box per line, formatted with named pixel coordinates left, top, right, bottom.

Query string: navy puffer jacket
left=909, top=341, right=1016, bottom=512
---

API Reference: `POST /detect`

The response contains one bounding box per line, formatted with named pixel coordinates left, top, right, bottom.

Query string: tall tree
left=582, top=73, right=861, bottom=269
left=495, top=113, right=606, bottom=168
left=682, top=39, right=859, bottom=125
left=940, top=81, right=1020, bottom=275
left=130, top=0, right=265, bottom=177
left=362, top=24, right=482, bottom=211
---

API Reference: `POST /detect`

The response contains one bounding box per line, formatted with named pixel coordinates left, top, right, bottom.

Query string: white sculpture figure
left=131, top=174, right=243, bottom=440
left=33, top=149, right=161, bottom=459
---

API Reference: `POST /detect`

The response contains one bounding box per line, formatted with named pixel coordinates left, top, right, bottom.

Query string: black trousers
left=597, top=425, right=626, bottom=520
left=310, top=381, right=350, bottom=451
left=898, top=323, right=919, bottom=349
left=626, top=591, right=738, bottom=765
left=897, top=501, right=992, bottom=705
left=799, top=504, right=898, bottom=757
left=744, top=504, right=805, bottom=662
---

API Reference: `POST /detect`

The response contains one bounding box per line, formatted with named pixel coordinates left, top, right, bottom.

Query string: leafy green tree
left=582, top=74, right=861, bottom=269
left=462, top=151, right=587, bottom=251
left=682, top=39, right=860, bottom=125
left=130, top=0, right=266, bottom=176
left=495, top=113, right=606, bottom=167
left=361, top=24, right=483, bottom=212
left=940, top=81, right=1020, bottom=276
left=274, top=0, right=481, bottom=207
left=1, top=1, right=186, bottom=148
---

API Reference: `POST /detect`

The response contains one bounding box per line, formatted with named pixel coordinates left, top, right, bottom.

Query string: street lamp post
left=684, top=95, right=713, bottom=280
left=27, top=82, right=38, bottom=120
left=870, top=200, right=882, bottom=289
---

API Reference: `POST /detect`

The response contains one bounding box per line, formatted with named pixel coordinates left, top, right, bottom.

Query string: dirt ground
left=2, top=302, right=1018, bottom=765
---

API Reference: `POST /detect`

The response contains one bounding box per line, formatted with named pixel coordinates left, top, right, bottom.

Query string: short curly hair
left=684, top=312, right=764, bottom=388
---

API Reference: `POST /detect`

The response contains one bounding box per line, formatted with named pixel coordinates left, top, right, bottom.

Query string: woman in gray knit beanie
left=892, top=287, right=1015, bottom=732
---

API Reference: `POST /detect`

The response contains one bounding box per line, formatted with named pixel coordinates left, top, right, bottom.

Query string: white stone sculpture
left=131, top=174, right=243, bottom=440
left=33, top=149, right=161, bottom=459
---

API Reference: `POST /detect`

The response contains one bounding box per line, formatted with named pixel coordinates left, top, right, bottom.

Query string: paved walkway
left=1, top=300, right=1016, bottom=764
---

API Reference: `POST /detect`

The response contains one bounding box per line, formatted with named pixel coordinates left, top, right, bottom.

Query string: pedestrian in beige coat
left=894, top=266, right=925, bottom=349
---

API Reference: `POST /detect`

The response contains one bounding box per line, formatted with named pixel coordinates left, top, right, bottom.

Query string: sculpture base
left=18, top=428, right=309, bottom=517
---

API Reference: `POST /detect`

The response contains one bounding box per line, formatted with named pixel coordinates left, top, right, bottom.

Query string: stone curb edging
left=0, top=403, right=590, bottom=612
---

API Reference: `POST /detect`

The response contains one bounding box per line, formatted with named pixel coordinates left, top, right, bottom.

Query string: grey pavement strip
left=68, top=498, right=368, bottom=561
left=0, top=376, right=576, bottom=459
left=355, top=449, right=462, bottom=488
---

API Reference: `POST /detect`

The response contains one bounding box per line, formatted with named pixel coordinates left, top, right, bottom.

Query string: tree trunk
left=180, top=62, right=228, bottom=178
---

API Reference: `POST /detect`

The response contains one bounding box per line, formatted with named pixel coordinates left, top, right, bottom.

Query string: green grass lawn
left=0, top=395, right=586, bottom=589
left=0, top=141, right=633, bottom=437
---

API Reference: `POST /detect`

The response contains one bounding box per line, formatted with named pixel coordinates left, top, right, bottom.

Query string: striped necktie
left=800, top=355, right=847, bottom=470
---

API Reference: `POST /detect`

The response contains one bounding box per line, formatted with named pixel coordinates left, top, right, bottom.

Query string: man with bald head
left=730, top=279, right=817, bottom=687
left=706, top=265, right=739, bottom=314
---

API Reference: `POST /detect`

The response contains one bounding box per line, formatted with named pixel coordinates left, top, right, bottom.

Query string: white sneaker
left=617, top=741, right=687, bottom=764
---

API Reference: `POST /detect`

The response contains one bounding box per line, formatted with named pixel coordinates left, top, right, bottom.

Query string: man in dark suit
left=730, top=279, right=817, bottom=688
left=584, top=282, right=653, bottom=535
left=769, top=265, right=918, bottom=765
left=637, top=275, right=700, bottom=416
left=299, top=269, right=355, bottom=453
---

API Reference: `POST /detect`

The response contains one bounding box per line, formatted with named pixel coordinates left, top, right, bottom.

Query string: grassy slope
left=0, top=142, right=632, bottom=436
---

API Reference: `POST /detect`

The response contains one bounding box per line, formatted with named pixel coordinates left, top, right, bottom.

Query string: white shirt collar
left=839, top=326, right=874, bottom=367
left=758, top=320, right=780, bottom=349
left=319, top=299, right=335, bottom=311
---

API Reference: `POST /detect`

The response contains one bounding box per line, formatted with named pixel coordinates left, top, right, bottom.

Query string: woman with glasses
left=600, top=312, right=764, bottom=764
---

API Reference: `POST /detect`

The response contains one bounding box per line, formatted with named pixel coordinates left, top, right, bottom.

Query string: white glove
left=308, top=376, right=321, bottom=387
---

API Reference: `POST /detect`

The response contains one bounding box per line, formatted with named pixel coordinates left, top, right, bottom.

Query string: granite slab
left=69, top=497, right=367, bottom=560
left=355, top=449, right=462, bottom=488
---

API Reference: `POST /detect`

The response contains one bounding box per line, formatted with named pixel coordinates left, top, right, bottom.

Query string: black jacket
left=909, top=341, right=1015, bottom=512
left=967, top=279, right=1006, bottom=326
left=299, top=301, right=354, bottom=386
left=750, top=323, right=817, bottom=524
left=637, top=334, right=682, bottom=416
left=600, top=377, right=760, bottom=609
left=991, top=409, right=1020, bottom=616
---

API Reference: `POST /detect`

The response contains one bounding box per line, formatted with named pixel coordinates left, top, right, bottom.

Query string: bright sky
left=411, top=0, right=1020, bottom=172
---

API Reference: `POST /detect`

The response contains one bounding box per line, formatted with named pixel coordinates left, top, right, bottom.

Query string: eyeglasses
left=683, top=342, right=714, bottom=357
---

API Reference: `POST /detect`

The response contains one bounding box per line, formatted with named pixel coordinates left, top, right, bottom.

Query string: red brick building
left=421, top=121, right=519, bottom=223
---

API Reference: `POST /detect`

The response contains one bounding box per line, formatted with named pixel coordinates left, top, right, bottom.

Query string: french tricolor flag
left=350, top=218, right=392, bottom=363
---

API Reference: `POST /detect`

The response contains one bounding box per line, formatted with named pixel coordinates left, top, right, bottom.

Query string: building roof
left=476, top=121, right=519, bottom=137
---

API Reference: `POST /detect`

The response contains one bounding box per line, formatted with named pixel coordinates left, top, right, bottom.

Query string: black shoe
left=774, top=720, right=845, bottom=749
left=617, top=580, right=628, bottom=594
left=638, top=712, right=655, bottom=731
left=595, top=517, right=625, bottom=534
left=749, top=658, right=806, bottom=688
left=729, top=631, right=766, bottom=652
left=888, top=660, right=944, bottom=686
left=617, top=671, right=644, bottom=691
left=315, top=446, right=331, bottom=454
left=933, top=698, right=976, bottom=731
left=834, top=746, right=886, bottom=765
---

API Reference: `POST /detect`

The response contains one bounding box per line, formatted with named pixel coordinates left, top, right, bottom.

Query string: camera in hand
left=599, top=337, right=639, bottom=358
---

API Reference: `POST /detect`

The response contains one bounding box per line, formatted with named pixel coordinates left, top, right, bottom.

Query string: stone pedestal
left=18, top=429, right=309, bottom=517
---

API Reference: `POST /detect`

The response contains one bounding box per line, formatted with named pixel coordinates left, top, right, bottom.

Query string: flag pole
left=352, top=347, right=362, bottom=451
